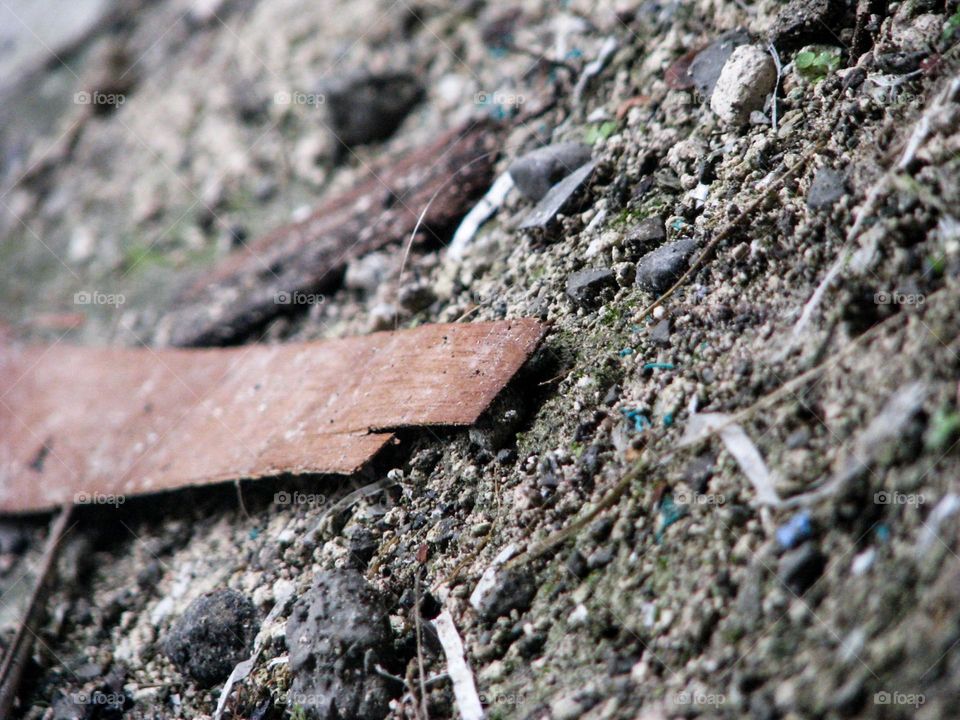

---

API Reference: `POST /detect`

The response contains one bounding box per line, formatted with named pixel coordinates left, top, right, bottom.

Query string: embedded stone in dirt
left=322, top=71, right=424, bottom=147
left=472, top=566, right=536, bottom=619
left=635, top=238, right=697, bottom=295
left=778, top=543, right=826, bottom=595
left=710, top=45, right=777, bottom=125
left=286, top=569, right=393, bottom=720
left=163, top=589, right=258, bottom=687
left=623, top=217, right=667, bottom=259
left=807, top=167, right=846, bottom=210
left=508, top=142, right=593, bottom=202
left=566, top=267, right=616, bottom=306
left=769, top=0, right=846, bottom=49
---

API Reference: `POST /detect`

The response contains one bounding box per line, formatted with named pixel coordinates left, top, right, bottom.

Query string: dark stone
left=566, top=268, right=616, bottom=306
left=623, top=216, right=667, bottom=258
left=807, top=168, right=846, bottom=210
left=769, top=0, right=848, bottom=49
left=286, top=569, right=393, bottom=719
left=519, top=161, right=596, bottom=230
left=777, top=544, right=826, bottom=595
left=163, top=589, right=258, bottom=686
left=323, top=72, right=424, bottom=147
left=649, top=318, right=671, bottom=346
left=508, top=142, right=593, bottom=202
left=875, top=51, right=925, bottom=74
left=565, top=550, right=589, bottom=579
left=475, top=567, right=537, bottom=619
left=634, top=238, right=698, bottom=295
left=689, top=29, right=752, bottom=101
left=0, top=522, right=28, bottom=554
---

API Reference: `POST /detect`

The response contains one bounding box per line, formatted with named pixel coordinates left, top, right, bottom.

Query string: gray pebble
left=689, top=29, right=751, bottom=101
left=635, top=238, right=697, bottom=295
left=323, top=72, right=423, bottom=147
left=566, top=268, right=616, bottom=306
left=807, top=168, right=846, bottom=210
left=508, top=142, right=592, bottom=202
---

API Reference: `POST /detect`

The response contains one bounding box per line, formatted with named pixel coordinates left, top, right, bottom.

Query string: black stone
left=769, top=0, right=848, bottom=49
left=163, top=589, right=258, bottom=687
left=777, top=544, right=826, bottom=595
left=286, top=569, right=393, bottom=719
left=634, top=238, right=697, bottom=295
left=566, top=268, right=616, bottom=306
left=323, top=72, right=424, bottom=147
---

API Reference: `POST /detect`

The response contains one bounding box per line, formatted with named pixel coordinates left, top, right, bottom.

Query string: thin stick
left=0, top=503, right=75, bottom=717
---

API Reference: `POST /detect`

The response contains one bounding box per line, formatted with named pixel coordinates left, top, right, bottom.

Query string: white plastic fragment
left=448, top=172, right=514, bottom=261
left=681, top=413, right=782, bottom=507
left=434, top=609, right=484, bottom=720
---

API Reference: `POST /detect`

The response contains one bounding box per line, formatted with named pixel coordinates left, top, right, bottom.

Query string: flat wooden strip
left=0, top=319, right=545, bottom=513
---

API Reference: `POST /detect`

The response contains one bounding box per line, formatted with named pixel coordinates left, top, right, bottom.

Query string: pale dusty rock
left=710, top=45, right=777, bottom=125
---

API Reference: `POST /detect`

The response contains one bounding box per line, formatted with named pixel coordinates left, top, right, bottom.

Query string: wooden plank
left=0, top=319, right=545, bottom=513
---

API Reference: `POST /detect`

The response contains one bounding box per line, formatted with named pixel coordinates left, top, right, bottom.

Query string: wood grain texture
left=0, top=319, right=545, bottom=513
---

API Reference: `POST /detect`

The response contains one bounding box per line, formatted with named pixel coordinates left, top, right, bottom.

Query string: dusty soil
left=3, top=0, right=960, bottom=718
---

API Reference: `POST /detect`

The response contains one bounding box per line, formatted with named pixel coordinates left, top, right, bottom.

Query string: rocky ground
left=3, top=0, right=960, bottom=718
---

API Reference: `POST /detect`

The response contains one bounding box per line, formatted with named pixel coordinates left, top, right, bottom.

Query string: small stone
left=635, top=238, right=697, bottom=295
left=710, top=45, right=777, bottom=125
left=508, top=142, right=593, bottom=202
left=586, top=546, right=614, bottom=570
left=163, top=589, right=259, bottom=686
left=519, top=161, right=596, bottom=230
left=649, top=318, right=671, bottom=346
left=323, top=72, right=424, bottom=147
left=602, top=257, right=632, bottom=287
left=689, top=29, right=752, bottom=101
left=778, top=544, right=825, bottom=595
left=807, top=167, right=846, bottom=210
left=566, top=268, right=616, bottom=306
left=622, top=217, right=666, bottom=258
left=286, top=569, right=392, bottom=720
left=769, top=0, right=846, bottom=49
left=473, top=566, right=536, bottom=619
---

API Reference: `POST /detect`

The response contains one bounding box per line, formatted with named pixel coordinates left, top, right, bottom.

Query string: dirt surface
left=3, top=0, right=960, bottom=718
